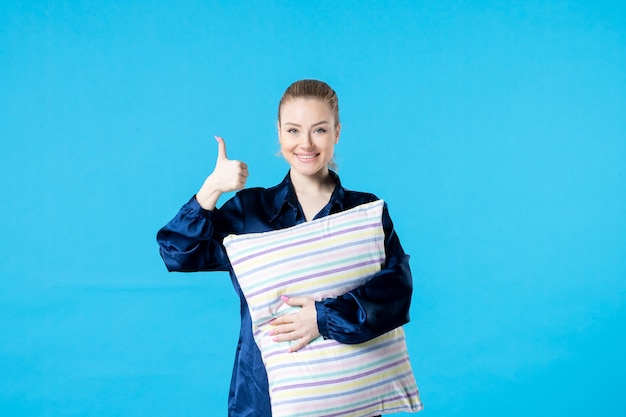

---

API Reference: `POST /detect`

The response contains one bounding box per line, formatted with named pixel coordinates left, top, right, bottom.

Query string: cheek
left=323, top=136, right=338, bottom=149
left=278, top=139, right=293, bottom=157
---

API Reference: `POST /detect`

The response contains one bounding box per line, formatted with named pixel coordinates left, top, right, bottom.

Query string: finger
left=269, top=316, right=295, bottom=331
left=270, top=316, right=289, bottom=326
left=214, top=135, right=227, bottom=160
left=271, top=327, right=295, bottom=342
left=269, top=324, right=290, bottom=337
left=282, top=295, right=306, bottom=307
left=289, top=338, right=309, bottom=352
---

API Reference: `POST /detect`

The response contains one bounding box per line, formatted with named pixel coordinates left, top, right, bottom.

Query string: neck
left=289, top=168, right=334, bottom=195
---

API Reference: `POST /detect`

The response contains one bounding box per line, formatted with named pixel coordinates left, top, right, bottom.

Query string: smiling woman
left=156, top=79, right=422, bottom=416
left=279, top=100, right=337, bottom=172
left=278, top=94, right=340, bottom=221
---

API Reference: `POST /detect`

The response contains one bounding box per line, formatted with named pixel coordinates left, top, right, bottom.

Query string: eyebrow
left=283, top=120, right=331, bottom=127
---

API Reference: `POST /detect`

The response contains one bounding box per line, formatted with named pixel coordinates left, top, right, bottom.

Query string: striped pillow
left=223, top=200, right=423, bottom=417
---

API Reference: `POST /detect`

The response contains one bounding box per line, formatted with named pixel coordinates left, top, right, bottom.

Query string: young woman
left=157, top=79, right=414, bottom=416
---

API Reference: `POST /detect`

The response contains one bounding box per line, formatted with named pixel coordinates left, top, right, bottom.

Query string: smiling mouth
left=295, top=153, right=319, bottom=160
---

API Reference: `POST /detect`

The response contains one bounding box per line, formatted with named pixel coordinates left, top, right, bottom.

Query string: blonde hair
left=278, top=79, right=340, bottom=170
left=278, top=79, right=340, bottom=127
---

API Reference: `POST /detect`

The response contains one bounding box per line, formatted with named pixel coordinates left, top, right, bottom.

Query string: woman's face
left=278, top=97, right=340, bottom=179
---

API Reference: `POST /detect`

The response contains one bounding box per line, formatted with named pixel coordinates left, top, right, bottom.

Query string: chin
left=293, top=165, right=327, bottom=177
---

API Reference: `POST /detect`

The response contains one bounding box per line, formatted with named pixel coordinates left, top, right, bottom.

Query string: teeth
left=297, top=154, right=316, bottom=159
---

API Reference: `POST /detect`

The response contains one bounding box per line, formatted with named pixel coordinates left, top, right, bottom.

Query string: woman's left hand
left=270, top=296, right=321, bottom=352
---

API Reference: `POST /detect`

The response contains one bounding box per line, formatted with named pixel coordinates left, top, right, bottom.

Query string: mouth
left=294, top=153, right=320, bottom=161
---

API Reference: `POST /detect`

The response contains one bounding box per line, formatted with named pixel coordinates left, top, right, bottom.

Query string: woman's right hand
left=196, top=136, right=249, bottom=210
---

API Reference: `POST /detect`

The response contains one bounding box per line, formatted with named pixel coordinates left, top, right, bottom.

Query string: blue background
left=1, top=1, right=625, bottom=416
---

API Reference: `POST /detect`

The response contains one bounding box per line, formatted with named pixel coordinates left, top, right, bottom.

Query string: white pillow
left=223, top=200, right=423, bottom=416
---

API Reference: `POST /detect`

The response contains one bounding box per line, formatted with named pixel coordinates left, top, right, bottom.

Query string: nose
left=301, top=131, right=314, bottom=148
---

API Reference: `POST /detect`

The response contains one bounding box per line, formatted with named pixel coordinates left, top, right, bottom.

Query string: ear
left=334, top=122, right=341, bottom=144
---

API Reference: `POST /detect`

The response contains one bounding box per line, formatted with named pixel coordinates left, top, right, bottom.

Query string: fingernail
left=281, top=295, right=289, bottom=301
left=272, top=337, right=279, bottom=342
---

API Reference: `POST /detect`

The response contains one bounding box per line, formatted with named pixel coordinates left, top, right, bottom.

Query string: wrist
left=196, top=176, right=222, bottom=210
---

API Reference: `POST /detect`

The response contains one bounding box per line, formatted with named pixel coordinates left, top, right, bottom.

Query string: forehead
left=280, top=97, right=333, bottom=121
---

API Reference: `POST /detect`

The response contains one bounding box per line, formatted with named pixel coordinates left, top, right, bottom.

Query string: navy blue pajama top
left=157, top=171, right=413, bottom=417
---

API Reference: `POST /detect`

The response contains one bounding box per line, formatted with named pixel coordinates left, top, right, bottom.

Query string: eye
left=287, top=128, right=298, bottom=134
left=314, top=127, right=327, bottom=134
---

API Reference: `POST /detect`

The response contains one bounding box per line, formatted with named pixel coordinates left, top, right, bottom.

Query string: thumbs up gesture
left=196, top=136, right=249, bottom=210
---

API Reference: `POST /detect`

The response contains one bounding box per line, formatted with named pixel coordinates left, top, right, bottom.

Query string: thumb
left=214, top=135, right=228, bottom=161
